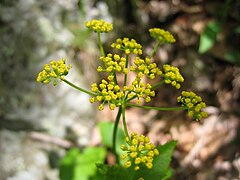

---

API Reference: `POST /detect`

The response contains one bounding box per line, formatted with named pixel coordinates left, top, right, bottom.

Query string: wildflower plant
left=37, top=19, right=208, bottom=180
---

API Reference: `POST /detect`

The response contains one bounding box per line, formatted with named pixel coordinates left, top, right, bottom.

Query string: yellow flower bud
left=89, top=97, right=95, bottom=103
left=109, top=104, right=116, bottom=110
left=146, top=162, right=153, bottom=169
left=98, top=104, right=104, bottom=111
left=124, top=161, right=131, bottom=168
left=135, top=157, right=141, bottom=164
left=134, top=166, right=140, bottom=171
left=121, top=153, right=127, bottom=159
left=154, top=149, right=159, bottom=155
left=130, top=152, right=138, bottom=158
left=113, top=54, right=120, bottom=61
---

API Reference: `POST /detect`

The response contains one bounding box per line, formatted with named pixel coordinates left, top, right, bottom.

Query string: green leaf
left=96, top=163, right=131, bottom=180
left=234, top=26, right=240, bottom=34
left=59, top=147, right=107, bottom=180
left=74, top=147, right=107, bottom=180
left=162, top=168, right=173, bottom=180
left=98, top=122, right=114, bottom=147
left=225, top=51, right=240, bottom=65
left=153, top=140, right=177, bottom=179
left=59, top=148, right=79, bottom=180
left=199, top=21, right=221, bottom=54
left=98, top=121, right=126, bottom=156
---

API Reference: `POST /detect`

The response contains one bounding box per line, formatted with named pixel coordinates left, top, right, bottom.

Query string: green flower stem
left=123, top=54, right=129, bottom=86
left=114, top=73, right=119, bottom=85
left=121, top=104, right=130, bottom=139
left=126, top=103, right=187, bottom=111
left=149, top=41, right=161, bottom=58
left=112, top=106, right=122, bottom=155
left=97, top=32, right=105, bottom=57
left=152, top=80, right=164, bottom=89
left=63, top=79, right=96, bottom=96
left=126, top=94, right=138, bottom=103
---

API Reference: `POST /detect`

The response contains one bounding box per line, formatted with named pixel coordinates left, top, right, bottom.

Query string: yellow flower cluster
left=111, top=38, right=142, bottom=55
left=90, top=53, right=158, bottom=107
left=149, top=28, right=176, bottom=43
left=36, top=59, right=72, bottom=86
left=97, top=53, right=128, bottom=74
left=130, top=57, right=162, bottom=80
left=162, top=64, right=184, bottom=89
left=90, top=78, right=156, bottom=108
left=177, top=91, right=208, bottom=120
left=90, top=80, right=123, bottom=111
left=126, top=80, right=155, bottom=104
left=121, top=132, right=159, bottom=171
left=85, top=19, right=113, bottom=33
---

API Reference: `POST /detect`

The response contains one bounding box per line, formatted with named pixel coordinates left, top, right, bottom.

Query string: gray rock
left=0, top=0, right=112, bottom=179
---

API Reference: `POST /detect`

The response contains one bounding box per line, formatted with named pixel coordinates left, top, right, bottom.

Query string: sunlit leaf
left=199, top=21, right=221, bottom=54
left=96, top=164, right=131, bottom=180
left=59, top=147, right=106, bottom=180
left=75, top=147, right=106, bottom=180
left=98, top=121, right=126, bottom=156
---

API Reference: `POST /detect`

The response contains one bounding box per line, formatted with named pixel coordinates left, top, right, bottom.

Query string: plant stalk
left=126, top=103, right=186, bottom=111
left=149, top=41, right=161, bottom=58
left=123, top=54, right=129, bottom=86
left=121, top=104, right=130, bottom=139
left=112, top=106, right=122, bottom=155
left=63, top=79, right=96, bottom=96
left=152, top=80, right=164, bottom=89
left=98, top=32, right=105, bottom=57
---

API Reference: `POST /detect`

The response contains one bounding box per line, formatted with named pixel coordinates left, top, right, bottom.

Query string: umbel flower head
left=178, top=91, right=208, bottom=121
left=162, top=64, right=184, bottom=89
left=97, top=53, right=128, bottom=74
left=89, top=77, right=156, bottom=110
left=121, top=132, right=159, bottom=171
left=130, top=58, right=184, bottom=89
left=111, top=38, right=142, bottom=55
left=89, top=53, right=158, bottom=110
left=149, top=28, right=176, bottom=43
left=85, top=19, right=113, bottom=33
left=89, top=52, right=185, bottom=109
left=130, top=57, right=162, bottom=80
left=90, top=79, right=123, bottom=111
left=36, top=59, right=72, bottom=86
